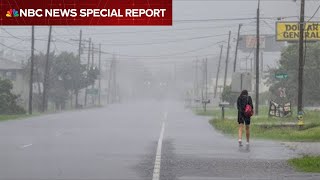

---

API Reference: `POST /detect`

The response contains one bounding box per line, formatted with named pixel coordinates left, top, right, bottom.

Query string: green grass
left=288, top=156, right=320, bottom=172
left=0, top=114, right=37, bottom=122
left=0, top=105, right=103, bottom=123
left=210, top=119, right=320, bottom=141
left=195, top=106, right=281, bottom=118
left=194, top=108, right=222, bottom=117
left=197, top=107, right=320, bottom=142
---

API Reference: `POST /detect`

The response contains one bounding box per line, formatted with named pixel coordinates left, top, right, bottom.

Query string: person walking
left=237, top=90, right=253, bottom=146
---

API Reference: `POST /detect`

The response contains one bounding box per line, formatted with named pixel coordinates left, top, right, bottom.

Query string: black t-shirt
left=237, top=95, right=253, bottom=113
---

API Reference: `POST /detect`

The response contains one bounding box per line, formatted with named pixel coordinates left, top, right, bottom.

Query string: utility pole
left=91, top=43, right=95, bottom=105
left=107, top=59, right=113, bottom=104
left=251, top=58, right=253, bottom=73
left=196, top=60, right=199, bottom=98
left=42, top=25, right=52, bottom=112
left=255, top=0, right=260, bottom=115
left=261, top=51, right=264, bottom=77
left=223, top=31, right=231, bottom=90
left=194, top=59, right=199, bottom=100
left=246, top=58, right=248, bottom=72
left=98, top=44, right=102, bottom=106
left=298, top=0, right=305, bottom=113
left=204, top=58, right=208, bottom=112
left=201, top=59, right=204, bottom=108
left=71, top=36, right=90, bottom=108
left=214, top=45, right=223, bottom=98
left=75, top=29, right=82, bottom=108
left=233, top=24, right=242, bottom=72
left=107, top=55, right=117, bottom=104
left=84, top=38, right=91, bottom=106
left=28, top=26, right=35, bottom=114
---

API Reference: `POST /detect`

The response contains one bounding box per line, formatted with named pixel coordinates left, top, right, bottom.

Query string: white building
left=0, top=58, right=28, bottom=108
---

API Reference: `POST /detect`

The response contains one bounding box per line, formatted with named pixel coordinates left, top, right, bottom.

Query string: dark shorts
left=238, top=112, right=250, bottom=125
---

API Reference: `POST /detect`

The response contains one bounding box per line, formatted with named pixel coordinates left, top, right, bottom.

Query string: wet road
left=0, top=100, right=319, bottom=180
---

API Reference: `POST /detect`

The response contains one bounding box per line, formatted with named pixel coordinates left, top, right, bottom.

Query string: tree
left=49, top=52, right=99, bottom=109
left=23, top=52, right=54, bottom=110
left=23, top=51, right=99, bottom=110
left=0, top=79, right=26, bottom=114
left=266, top=43, right=320, bottom=106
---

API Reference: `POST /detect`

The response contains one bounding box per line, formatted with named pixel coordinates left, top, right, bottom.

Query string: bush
left=0, top=79, right=26, bottom=114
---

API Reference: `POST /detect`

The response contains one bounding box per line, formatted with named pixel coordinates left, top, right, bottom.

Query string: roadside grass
left=196, top=106, right=320, bottom=172
left=288, top=156, right=320, bottom=173
left=210, top=119, right=320, bottom=141
left=0, top=114, right=35, bottom=122
left=194, top=107, right=222, bottom=117
left=0, top=105, right=104, bottom=123
left=196, top=106, right=320, bottom=142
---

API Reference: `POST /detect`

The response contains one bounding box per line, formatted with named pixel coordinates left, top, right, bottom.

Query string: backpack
left=244, top=96, right=253, bottom=117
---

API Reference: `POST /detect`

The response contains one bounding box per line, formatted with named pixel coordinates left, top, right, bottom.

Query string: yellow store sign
left=276, top=21, right=320, bottom=41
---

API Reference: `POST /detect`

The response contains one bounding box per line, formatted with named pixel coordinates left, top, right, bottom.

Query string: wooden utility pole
left=223, top=31, right=231, bottom=90
left=107, top=59, right=113, bottom=104
left=107, top=55, right=117, bottom=104
left=255, top=0, right=260, bottom=115
left=233, top=24, right=242, bottom=72
left=298, top=0, right=305, bottom=113
left=91, top=43, right=95, bottom=67
left=204, top=58, right=208, bottom=112
left=98, top=44, right=102, bottom=106
left=214, top=45, right=223, bottom=98
left=261, top=51, right=264, bottom=77
left=251, top=58, right=253, bottom=73
left=75, top=29, right=82, bottom=108
left=194, top=59, right=200, bottom=100
left=28, top=26, right=35, bottom=114
left=201, top=60, right=204, bottom=107
left=84, top=38, right=91, bottom=106
left=91, top=43, right=95, bottom=105
left=42, top=26, right=52, bottom=112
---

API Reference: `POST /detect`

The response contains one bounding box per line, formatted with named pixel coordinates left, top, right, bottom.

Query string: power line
left=0, top=27, right=26, bottom=41
left=99, top=33, right=231, bottom=46
left=0, top=40, right=29, bottom=52
left=307, top=4, right=320, bottom=21
left=100, top=40, right=225, bottom=58
left=0, top=24, right=257, bottom=39
left=7, top=24, right=239, bottom=37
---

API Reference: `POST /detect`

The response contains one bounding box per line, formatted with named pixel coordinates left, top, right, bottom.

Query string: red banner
left=0, top=0, right=172, bottom=26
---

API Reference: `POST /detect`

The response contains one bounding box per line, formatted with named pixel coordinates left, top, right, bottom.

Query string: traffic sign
left=275, top=73, right=288, bottom=79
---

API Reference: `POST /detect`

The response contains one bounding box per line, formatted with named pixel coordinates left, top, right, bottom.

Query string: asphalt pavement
left=0, top=100, right=319, bottom=180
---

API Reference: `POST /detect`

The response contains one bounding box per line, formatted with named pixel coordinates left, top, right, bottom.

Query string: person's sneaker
left=238, top=139, right=243, bottom=146
left=246, top=142, right=250, bottom=146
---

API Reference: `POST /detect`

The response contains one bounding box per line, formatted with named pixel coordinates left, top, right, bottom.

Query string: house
left=0, top=58, right=28, bottom=108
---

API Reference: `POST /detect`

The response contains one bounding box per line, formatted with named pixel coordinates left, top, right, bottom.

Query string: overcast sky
left=1, top=0, right=319, bottom=73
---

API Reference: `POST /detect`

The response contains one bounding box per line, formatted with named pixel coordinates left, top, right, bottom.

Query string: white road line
left=152, top=113, right=167, bottom=180
left=20, top=144, right=33, bottom=148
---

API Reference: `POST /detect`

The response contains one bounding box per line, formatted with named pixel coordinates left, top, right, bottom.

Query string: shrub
left=0, top=79, right=26, bottom=114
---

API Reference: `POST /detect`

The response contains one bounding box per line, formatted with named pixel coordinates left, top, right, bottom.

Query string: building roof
left=0, top=58, right=23, bottom=70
